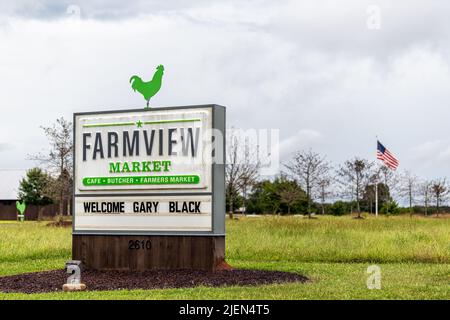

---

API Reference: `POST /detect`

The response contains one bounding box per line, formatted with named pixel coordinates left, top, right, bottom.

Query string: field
left=0, top=215, right=449, bottom=299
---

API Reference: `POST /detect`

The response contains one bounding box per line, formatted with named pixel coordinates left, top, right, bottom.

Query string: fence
left=0, top=200, right=71, bottom=220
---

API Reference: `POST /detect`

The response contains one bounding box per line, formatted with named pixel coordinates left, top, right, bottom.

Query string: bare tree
left=376, top=165, right=399, bottom=215
left=431, top=179, right=448, bottom=216
left=399, top=171, right=418, bottom=216
left=316, top=167, right=333, bottom=215
left=364, top=177, right=389, bottom=214
left=226, top=134, right=241, bottom=219
left=285, top=149, right=330, bottom=218
left=337, top=157, right=373, bottom=218
left=225, top=132, right=260, bottom=219
left=29, top=117, right=73, bottom=216
left=239, top=146, right=260, bottom=216
left=419, top=180, right=432, bottom=216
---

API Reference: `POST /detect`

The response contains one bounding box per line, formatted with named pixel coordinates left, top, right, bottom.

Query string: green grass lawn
left=0, top=216, right=449, bottom=299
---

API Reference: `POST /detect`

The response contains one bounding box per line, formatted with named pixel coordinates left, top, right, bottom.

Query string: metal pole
left=375, top=136, right=378, bottom=217
left=375, top=181, right=378, bottom=217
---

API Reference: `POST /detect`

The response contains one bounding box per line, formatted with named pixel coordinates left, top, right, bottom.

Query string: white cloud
left=1, top=1, right=450, bottom=180
left=0, top=143, right=13, bottom=151
left=280, top=129, right=322, bottom=159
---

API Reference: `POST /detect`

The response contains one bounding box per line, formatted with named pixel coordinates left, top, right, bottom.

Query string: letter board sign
left=73, top=105, right=225, bottom=235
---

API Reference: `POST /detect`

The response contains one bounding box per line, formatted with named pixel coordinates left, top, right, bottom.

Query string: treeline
left=18, top=118, right=449, bottom=218
left=226, top=147, right=449, bottom=217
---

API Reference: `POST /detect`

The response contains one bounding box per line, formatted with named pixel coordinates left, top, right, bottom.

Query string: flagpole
left=375, top=180, right=378, bottom=217
left=375, top=136, right=378, bottom=217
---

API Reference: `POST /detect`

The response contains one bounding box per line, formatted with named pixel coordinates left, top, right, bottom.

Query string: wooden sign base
left=72, top=235, right=225, bottom=271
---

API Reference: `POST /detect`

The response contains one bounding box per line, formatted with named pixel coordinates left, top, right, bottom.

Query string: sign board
left=73, top=105, right=225, bottom=235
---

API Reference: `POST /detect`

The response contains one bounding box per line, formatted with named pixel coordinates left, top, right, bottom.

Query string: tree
left=225, top=131, right=260, bottom=218
left=29, top=117, right=73, bottom=216
left=431, top=179, right=448, bottom=216
left=418, top=180, right=432, bottom=216
left=362, top=182, right=390, bottom=214
left=239, top=146, right=260, bottom=216
left=316, top=170, right=333, bottom=214
left=399, top=171, right=418, bottom=216
left=337, top=157, right=373, bottom=218
left=285, top=149, right=330, bottom=218
left=374, top=165, right=398, bottom=215
left=277, top=176, right=306, bottom=215
left=380, top=201, right=400, bottom=215
left=328, top=201, right=349, bottom=216
left=18, top=168, right=53, bottom=206
left=247, top=180, right=281, bottom=215
left=246, top=178, right=307, bottom=215
left=225, top=185, right=244, bottom=213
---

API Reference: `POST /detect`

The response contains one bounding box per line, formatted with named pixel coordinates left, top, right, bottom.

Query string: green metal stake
left=16, top=201, right=26, bottom=222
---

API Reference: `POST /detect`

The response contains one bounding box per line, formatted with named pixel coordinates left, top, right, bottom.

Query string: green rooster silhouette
left=130, top=65, right=164, bottom=108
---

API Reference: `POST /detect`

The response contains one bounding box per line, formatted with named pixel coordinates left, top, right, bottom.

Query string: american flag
left=377, top=140, right=399, bottom=170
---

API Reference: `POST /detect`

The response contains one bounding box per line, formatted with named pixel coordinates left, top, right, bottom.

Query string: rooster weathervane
left=130, top=64, right=164, bottom=108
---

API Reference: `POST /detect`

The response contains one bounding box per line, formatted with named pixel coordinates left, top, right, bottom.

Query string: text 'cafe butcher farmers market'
left=83, top=175, right=200, bottom=186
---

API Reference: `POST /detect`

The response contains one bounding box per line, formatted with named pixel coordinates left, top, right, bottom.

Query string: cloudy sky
left=1, top=0, right=450, bottom=179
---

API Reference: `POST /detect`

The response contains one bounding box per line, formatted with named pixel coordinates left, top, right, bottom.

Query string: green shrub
left=380, top=201, right=400, bottom=215
left=329, top=201, right=348, bottom=216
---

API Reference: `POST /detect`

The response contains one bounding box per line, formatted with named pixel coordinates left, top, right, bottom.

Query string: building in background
left=0, top=169, right=71, bottom=220
left=0, top=170, right=26, bottom=220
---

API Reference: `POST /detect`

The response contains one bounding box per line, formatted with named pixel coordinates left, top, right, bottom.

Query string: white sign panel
left=74, top=196, right=212, bottom=232
left=73, top=105, right=225, bottom=234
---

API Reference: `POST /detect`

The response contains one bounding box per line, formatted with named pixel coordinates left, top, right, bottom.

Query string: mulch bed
left=0, top=269, right=307, bottom=294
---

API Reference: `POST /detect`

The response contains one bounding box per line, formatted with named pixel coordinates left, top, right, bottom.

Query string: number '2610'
left=128, top=240, right=152, bottom=250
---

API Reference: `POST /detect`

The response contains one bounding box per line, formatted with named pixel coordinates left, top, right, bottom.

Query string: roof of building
left=0, top=170, right=27, bottom=200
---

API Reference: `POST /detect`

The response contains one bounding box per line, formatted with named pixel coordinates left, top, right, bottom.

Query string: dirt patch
left=0, top=269, right=307, bottom=294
